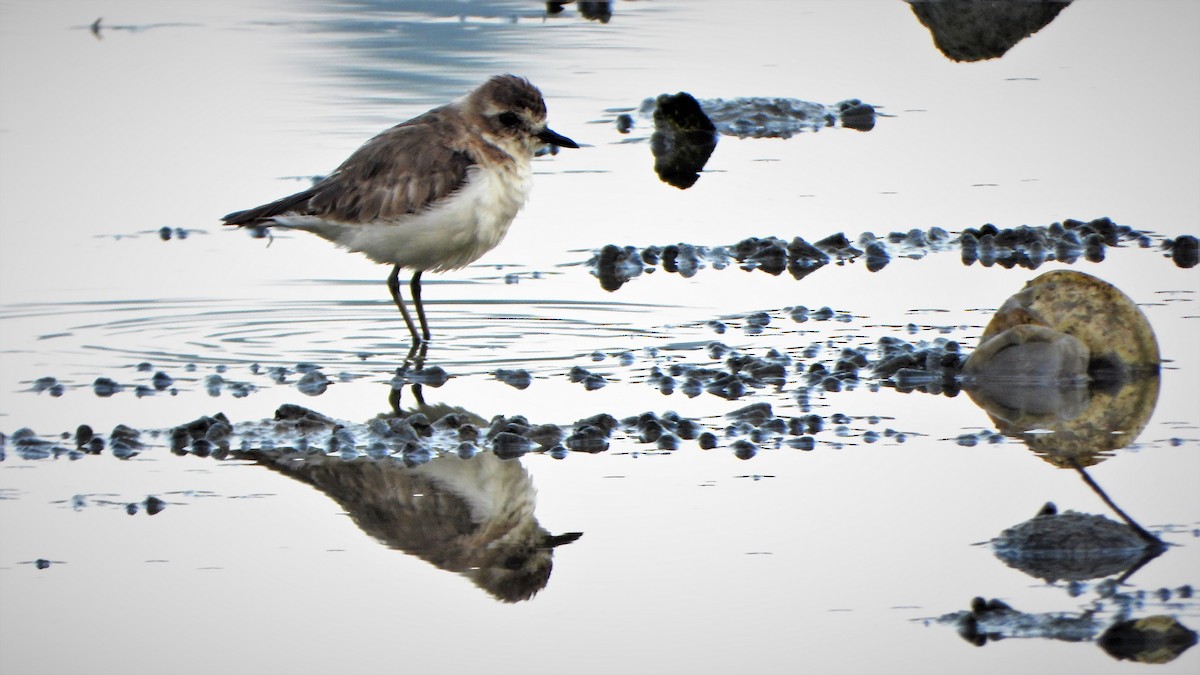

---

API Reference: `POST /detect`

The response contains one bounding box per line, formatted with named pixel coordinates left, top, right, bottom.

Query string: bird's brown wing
left=222, top=108, right=476, bottom=226
left=242, top=450, right=480, bottom=562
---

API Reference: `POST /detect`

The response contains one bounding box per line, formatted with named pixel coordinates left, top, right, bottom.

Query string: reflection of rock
left=959, top=218, right=1152, bottom=269
left=1098, top=615, right=1199, bottom=664
left=698, top=97, right=876, bottom=137
left=908, top=0, right=1072, bottom=62
left=992, top=503, right=1161, bottom=582
left=587, top=218, right=1193, bottom=292
left=650, top=92, right=717, bottom=189
left=631, top=94, right=877, bottom=141
left=594, top=244, right=645, bottom=292
left=938, top=597, right=1198, bottom=661
left=175, top=406, right=583, bottom=602
left=944, top=596, right=1100, bottom=647
left=963, top=270, right=1160, bottom=466
left=1165, top=234, right=1199, bottom=268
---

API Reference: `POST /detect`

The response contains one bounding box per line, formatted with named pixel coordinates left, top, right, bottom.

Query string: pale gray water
left=1, top=2, right=1198, bottom=674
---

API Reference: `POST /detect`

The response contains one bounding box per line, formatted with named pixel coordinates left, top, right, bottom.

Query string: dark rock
left=495, top=368, right=533, bottom=390
left=528, top=424, right=564, bottom=449
left=93, top=377, right=122, bottom=397
left=1169, top=234, right=1198, bottom=268
left=144, top=496, right=167, bottom=516
left=727, top=402, right=774, bottom=427
left=491, top=431, right=532, bottom=460
left=910, top=1, right=1072, bottom=62
left=565, top=426, right=610, bottom=453
left=650, top=92, right=717, bottom=189
left=838, top=99, right=876, bottom=131
left=730, top=439, right=757, bottom=460
left=865, top=241, right=890, bottom=272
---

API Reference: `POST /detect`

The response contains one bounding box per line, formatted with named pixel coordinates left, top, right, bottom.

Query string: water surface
left=1, top=2, right=1198, bottom=674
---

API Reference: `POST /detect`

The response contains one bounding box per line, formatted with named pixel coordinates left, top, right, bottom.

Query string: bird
left=222, top=74, right=578, bottom=351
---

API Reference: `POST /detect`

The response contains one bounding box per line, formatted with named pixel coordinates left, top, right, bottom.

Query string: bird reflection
left=232, top=393, right=581, bottom=603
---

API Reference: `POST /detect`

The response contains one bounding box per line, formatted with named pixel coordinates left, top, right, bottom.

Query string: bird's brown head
left=468, top=74, right=578, bottom=153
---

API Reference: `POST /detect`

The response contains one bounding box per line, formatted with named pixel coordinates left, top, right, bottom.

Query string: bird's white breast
left=279, top=161, right=534, bottom=272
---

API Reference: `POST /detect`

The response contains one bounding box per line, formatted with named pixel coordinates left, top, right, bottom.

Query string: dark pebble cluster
left=168, top=406, right=621, bottom=465
left=5, top=391, right=917, bottom=467
left=597, top=317, right=963, bottom=406
left=640, top=343, right=792, bottom=400
left=618, top=402, right=906, bottom=460
left=31, top=360, right=397, bottom=400
left=958, top=217, right=1154, bottom=268
left=591, top=227, right=952, bottom=290
left=125, top=495, right=167, bottom=516
left=589, top=217, right=1193, bottom=291
left=389, top=364, right=450, bottom=390
left=873, top=336, right=966, bottom=396
left=157, top=226, right=192, bottom=241
left=1, top=423, right=145, bottom=461
left=168, top=400, right=894, bottom=463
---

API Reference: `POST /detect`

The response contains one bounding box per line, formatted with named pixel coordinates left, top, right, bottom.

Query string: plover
left=223, top=74, right=578, bottom=349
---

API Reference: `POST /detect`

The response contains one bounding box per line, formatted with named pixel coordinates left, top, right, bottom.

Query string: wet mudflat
left=1, top=2, right=1198, bottom=674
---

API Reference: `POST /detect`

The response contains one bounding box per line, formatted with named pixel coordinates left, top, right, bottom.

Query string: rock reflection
left=938, top=597, right=1197, bottom=665
left=618, top=91, right=876, bottom=189
left=1099, top=616, right=1199, bottom=665
left=649, top=92, right=717, bottom=189
left=923, top=269, right=1195, bottom=663
left=992, top=502, right=1161, bottom=584
left=962, top=270, right=1160, bottom=467
left=176, top=400, right=583, bottom=602
left=907, top=0, right=1073, bottom=62
left=622, top=93, right=878, bottom=142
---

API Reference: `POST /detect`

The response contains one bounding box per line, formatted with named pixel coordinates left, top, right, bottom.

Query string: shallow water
left=1, top=2, right=1199, bottom=674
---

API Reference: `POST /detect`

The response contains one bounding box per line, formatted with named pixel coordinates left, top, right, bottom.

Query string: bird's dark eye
left=498, top=112, right=521, bottom=128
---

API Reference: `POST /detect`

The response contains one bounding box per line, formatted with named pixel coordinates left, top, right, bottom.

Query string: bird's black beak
left=544, top=532, right=583, bottom=548
left=537, top=127, right=579, bottom=149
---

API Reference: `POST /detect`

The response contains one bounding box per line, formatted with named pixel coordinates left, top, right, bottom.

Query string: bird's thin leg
left=410, top=270, right=431, bottom=342
left=388, top=385, right=402, bottom=416
left=403, top=339, right=428, bottom=372
left=387, top=265, right=422, bottom=347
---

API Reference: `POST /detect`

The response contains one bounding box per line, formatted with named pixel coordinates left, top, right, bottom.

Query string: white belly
left=277, top=163, right=534, bottom=271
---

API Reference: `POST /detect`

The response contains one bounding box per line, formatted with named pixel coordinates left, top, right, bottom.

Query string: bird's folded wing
left=223, top=110, right=476, bottom=226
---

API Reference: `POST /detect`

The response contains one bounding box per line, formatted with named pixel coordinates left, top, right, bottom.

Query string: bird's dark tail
left=221, top=186, right=318, bottom=226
